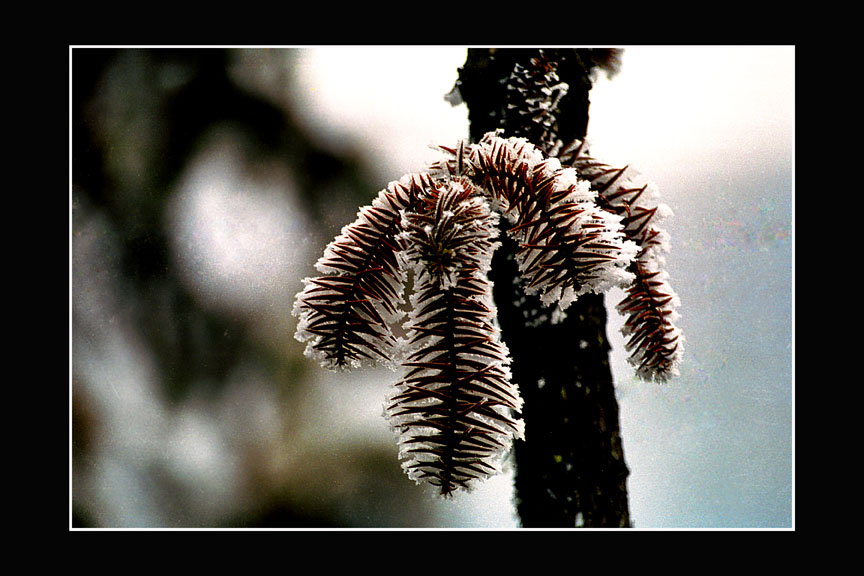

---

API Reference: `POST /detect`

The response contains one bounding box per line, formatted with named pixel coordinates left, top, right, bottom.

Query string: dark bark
left=455, top=48, right=631, bottom=527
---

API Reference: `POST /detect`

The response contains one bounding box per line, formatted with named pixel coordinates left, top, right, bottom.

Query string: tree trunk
left=455, top=48, right=631, bottom=528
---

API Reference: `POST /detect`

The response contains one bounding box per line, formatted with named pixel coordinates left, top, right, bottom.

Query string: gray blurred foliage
left=71, top=48, right=441, bottom=527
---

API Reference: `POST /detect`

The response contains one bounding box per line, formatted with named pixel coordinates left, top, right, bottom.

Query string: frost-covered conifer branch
left=434, top=133, right=638, bottom=312
left=558, top=140, right=684, bottom=380
left=386, top=179, right=523, bottom=496
left=505, top=50, right=569, bottom=154
left=499, top=52, right=683, bottom=382
left=292, top=173, right=432, bottom=370
left=293, top=127, right=681, bottom=495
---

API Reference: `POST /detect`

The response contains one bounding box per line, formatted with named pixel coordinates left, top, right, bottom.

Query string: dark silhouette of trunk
left=455, top=48, right=631, bottom=527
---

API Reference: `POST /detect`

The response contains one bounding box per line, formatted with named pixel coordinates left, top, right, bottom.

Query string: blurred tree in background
left=71, top=48, right=445, bottom=527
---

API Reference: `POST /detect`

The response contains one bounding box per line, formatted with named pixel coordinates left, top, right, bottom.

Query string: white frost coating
left=292, top=175, right=421, bottom=371
left=492, top=136, right=636, bottom=303
left=428, top=133, right=640, bottom=318
left=612, top=173, right=682, bottom=377
left=617, top=261, right=685, bottom=381
left=553, top=137, right=685, bottom=380
left=293, top=129, right=684, bottom=496
left=386, top=181, right=524, bottom=495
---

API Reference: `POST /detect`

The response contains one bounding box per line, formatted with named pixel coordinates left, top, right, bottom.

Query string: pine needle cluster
left=294, top=43, right=681, bottom=497
left=293, top=129, right=682, bottom=494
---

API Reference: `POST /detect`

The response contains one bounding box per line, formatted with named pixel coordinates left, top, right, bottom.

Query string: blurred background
left=70, top=46, right=794, bottom=529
